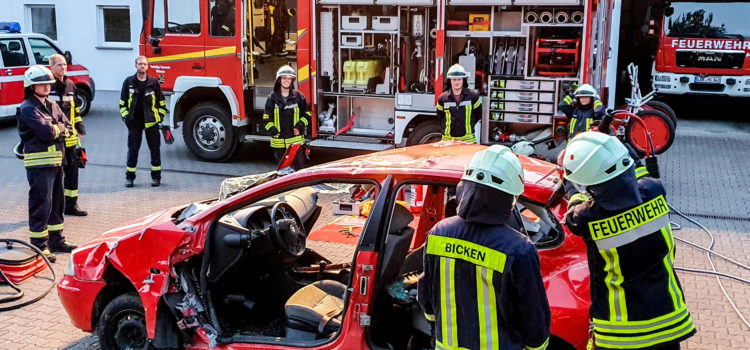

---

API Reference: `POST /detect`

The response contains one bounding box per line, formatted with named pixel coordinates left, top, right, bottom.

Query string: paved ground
left=0, top=92, right=749, bottom=349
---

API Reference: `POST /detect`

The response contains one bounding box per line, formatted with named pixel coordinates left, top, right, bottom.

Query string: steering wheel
left=167, top=21, right=194, bottom=34
left=270, top=202, right=306, bottom=257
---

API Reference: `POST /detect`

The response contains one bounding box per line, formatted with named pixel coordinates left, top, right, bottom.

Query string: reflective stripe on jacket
left=263, top=90, right=310, bottom=149
left=436, top=89, right=481, bottom=143
left=418, top=216, right=551, bottom=350
left=565, top=177, right=696, bottom=349
left=50, top=77, right=85, bottom=147
left=558, top=96, right=605, bottom=140
left=17, top=97, right=70, bottom=168
left=119, top=74, right=167, bottom=129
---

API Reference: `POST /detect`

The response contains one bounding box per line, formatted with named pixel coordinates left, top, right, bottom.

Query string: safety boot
left=65, top=205, right=88, bottom=216
left=151, top=178, right=161, bottom=187
left=41, top=249, right=57, bottom=263
left=50, top=241, right=78, bottom=253
left=125, top=179, right=135, bottom=187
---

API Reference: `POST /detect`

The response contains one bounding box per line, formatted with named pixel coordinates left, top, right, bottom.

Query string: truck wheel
left=644, top=101, right=677, bottom=128
left=183, top=102, right=238, bottom=162
left=407, top=120, right=442, bottom=146
left=75, top=89, right=92, bottom=116
left=626, top=110, right=675, bottom=158
left=97, top=294, right=153, bottom=350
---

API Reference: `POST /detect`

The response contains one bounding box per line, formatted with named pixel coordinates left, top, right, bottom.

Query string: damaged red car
left=57, top=143, right=591, bottom=350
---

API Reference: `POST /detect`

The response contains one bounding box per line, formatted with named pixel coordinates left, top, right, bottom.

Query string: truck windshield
left=666, top=2, right=750, bottom=38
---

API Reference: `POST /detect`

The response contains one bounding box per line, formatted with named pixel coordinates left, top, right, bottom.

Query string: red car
left=57, top=143, right=590, bottom=350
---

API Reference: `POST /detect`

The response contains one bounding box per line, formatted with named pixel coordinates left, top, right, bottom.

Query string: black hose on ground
left=0, top=239, right=56, bottom=311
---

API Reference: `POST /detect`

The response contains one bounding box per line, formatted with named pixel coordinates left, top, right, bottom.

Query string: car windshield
left=666, top=2, right=750, bottom=38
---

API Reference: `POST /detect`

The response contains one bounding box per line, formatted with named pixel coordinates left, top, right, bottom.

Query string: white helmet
left=446, top=64, right=469, bottom=79
left=276, top=65, right=296, bottom=80
left=462, top=145, right=525, bottom=196
left=574, top=83, right=597, bottom=98
left=563, top=132, right=633, bottom=186
left=510, top=141, right=535, bottom=156
left=23, top=65, right=55, bottom=88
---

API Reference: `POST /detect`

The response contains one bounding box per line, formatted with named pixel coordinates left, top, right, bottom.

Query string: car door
left=0, top=37, right=31, bottom=118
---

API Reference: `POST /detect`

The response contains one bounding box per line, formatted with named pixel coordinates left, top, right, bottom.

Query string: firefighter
left=17, top=65, right=78, bottom=263
left=563, top=132, right=695, bottom=350
left=49, top=54, right=87, bottom=216
left=436, top=64, right=482, bottom=143
left=119, top=56, right=167, bottom=187
left=418, top=145, right=551, bottom=350
left=558, top=83, right=606, bottom=140
left=262, top=65, right=310, bottom=170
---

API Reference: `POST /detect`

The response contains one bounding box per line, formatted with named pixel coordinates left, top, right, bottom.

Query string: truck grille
left=676, top=51, right=744, bottom=69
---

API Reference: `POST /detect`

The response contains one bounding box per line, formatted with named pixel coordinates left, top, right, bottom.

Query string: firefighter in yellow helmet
left=262, top=65, right=310, bottom=170
left=563, top=132, right=695, bottom=349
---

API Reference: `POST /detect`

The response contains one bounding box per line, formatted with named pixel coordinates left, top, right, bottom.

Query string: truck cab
left=652, top=1, right=750, bottom=98
left=0, top=22, right=95, bottom=120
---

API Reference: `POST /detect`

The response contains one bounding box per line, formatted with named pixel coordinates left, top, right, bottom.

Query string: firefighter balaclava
left=456, top=145, right=524, bottom=225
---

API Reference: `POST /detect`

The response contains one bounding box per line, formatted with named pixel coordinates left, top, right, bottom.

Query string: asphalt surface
left=0, top=91, right=749, bottom=349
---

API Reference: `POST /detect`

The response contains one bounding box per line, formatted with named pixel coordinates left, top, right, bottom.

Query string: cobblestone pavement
left=0, top=93, right=749, bottom=349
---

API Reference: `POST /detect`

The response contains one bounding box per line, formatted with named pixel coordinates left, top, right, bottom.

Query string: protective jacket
left=50, top=77, right=85, bottom=148
left=17, top=96, right=71, bottom=168
left=558, top=95, right=605, bottom=139
left=263, top=90, right=310, bottom=149
left=119, top=74, right=166, bottom=128
left=418, top=181, right=551, bottom=350
left=565, top=168, right=695, bottom=349
left=436, top=88, right=481, bottom=143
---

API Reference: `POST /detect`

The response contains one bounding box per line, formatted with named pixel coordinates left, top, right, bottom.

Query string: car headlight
left=654, top=75, right=670, bottom=82
left=63, top=256, right=76, bottom=277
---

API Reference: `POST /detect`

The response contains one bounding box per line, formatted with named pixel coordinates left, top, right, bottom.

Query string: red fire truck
left=141, top=0, right=649, bottom=162
left=652, top=1, right=750, bottom=98
left=0, top=22, right=95, bottom=120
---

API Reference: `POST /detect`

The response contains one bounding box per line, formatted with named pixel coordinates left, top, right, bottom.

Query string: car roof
left=303, top=142, right=560, bottom=190
left=0, top=33, right=51, bottom=39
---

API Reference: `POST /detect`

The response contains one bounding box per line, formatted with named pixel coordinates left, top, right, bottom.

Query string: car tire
left=626, top=110, right=675, bottom=158
left=75, top=88, right=92, bottom=116
left=407, top=120, right=443, bottom=146
left=98, top=294, right=153, bottom=350
left=644, top=100, right=677, bottom=128
left=183, top=102, right=238, bottom=162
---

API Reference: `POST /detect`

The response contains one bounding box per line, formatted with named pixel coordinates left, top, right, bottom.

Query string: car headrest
left=9, top=41, right=21, bottom=51
left=0, top=43, right=7, bottom=52
left=388, top=202, right=414, bottom=235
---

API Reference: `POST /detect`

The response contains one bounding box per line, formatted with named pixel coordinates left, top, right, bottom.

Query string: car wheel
left=75, top=88, right=92, bottom=116
left=407, top=120, right=442, bottom=146
left=183, top=102, right=238, bottom=162
left=98, top=294, right=152, bottom=350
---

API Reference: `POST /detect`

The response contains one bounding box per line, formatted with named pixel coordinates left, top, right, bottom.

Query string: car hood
left=82, top=207, right=181, bottom=246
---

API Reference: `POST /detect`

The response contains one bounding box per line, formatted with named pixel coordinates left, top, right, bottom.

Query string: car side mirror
left=665, top=6, right=674, bottom=17
left=64, top=50, right=72, bottom=65
left=149, top=37, right=162, bottom=54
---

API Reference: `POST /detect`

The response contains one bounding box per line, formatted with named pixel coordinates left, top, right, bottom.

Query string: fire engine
left=652, top=1, right=750, bottom=98
left=141, top=0, right=652, bottom=162
left=0, top=22, right=95, bottom=120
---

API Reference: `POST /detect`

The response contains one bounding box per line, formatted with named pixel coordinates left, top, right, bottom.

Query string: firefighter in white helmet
left=435, top=64, right=482, bottom=144
left=563, top=132, right=695, bottom=350
left=418, top=145, right=551, bottom=349
left=17, top=65, right=78, bottom=263
left=262, top=65, right=310, bottom=169
left=558, top=83, right=606, bottom=140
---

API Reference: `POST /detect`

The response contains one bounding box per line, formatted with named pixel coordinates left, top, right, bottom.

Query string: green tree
left=668, top=9, right=727, bottom=37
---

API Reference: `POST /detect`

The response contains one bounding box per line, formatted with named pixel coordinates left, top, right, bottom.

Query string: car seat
left=6, top=41, right=27, bottom=67
left=283, top=280, right=347, bottom=340
left=0, top=43, right=9, bottom=64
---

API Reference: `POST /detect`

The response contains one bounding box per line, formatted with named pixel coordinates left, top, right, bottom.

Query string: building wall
left=0, top=0, right=142, bottom=91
